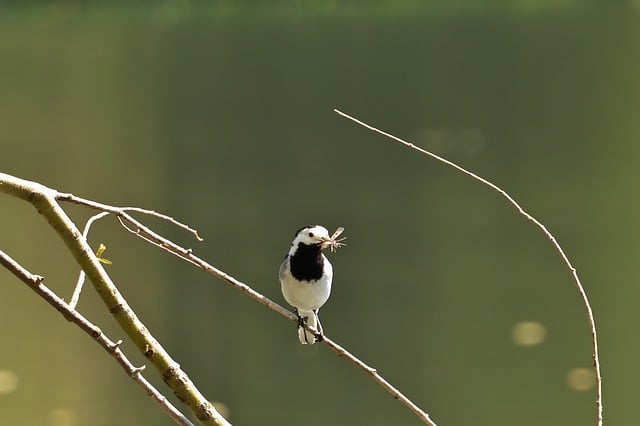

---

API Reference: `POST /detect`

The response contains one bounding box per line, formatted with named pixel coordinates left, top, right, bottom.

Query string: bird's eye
left=308, top=232, right=314, bottom=237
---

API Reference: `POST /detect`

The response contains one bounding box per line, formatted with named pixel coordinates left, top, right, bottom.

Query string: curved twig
left=70, top=211, right=110, bottom=309
left=333, top=108, right=603, bottom=426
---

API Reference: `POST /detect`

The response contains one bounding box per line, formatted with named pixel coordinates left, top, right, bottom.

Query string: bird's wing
left=278, top=255, right=289, bottom=282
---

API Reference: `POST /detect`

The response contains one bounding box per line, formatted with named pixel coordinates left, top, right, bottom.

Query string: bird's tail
left=297, top=310, right=322, bottom=345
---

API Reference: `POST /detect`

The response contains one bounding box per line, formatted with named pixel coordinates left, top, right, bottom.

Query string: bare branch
left=334, top=108, right=603, bottom=426
left=0, top=173, right=230, bottom=426
left=105, top=203, right=439, bottom=425
left=321, top=335, right=435, bottom=425
left=0, top=249, right=195, bottom=426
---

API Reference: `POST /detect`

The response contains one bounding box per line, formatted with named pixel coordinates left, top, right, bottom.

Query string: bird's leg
left=313, top=310, right=324, bottom=342
left=294, top=309, right=314, bottom=344
left=294, top=308, right=307, bottom=328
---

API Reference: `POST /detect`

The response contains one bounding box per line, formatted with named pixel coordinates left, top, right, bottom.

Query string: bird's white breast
left=280, top=254, right=332, bottom=312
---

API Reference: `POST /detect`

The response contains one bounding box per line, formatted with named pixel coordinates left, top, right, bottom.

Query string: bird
left=279, top=225, right=341, bottom=344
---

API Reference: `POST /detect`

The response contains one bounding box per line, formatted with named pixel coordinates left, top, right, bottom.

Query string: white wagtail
left=279, top=225, right=345, bottom=344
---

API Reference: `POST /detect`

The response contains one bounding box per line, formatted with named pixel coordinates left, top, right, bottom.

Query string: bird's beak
left=320, top=227, right=346, bottom=252
left=320, top=237, right=333, bottom=250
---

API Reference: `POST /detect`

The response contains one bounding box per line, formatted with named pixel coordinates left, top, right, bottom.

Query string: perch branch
left=333, top=108, right=603, bottom=426
left=0, top=249, right=194, bottom=426
left=0, top=172, right=436, bottom=426
left=64, top=194, right=439, bottom=426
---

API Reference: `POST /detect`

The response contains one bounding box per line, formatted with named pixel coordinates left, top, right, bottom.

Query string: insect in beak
left=321, top=227, right=347, bottom=252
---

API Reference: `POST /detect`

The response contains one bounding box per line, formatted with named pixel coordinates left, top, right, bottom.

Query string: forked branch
left=0, top=172, right=230, bottom=426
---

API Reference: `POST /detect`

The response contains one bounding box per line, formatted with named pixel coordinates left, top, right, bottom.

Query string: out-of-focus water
left=1, top=4, right=638, bottom=425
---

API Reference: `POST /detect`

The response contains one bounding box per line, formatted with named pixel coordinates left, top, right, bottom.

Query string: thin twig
left=70, top=211, right=110, bottom=309
left=321, top=335, right=434, bottom=424
left=121, top=207, right=203, bottom=241
left=0, top=249, right=195, bottom=426
left=56, top=193, right=202, bottom=241
left=334, top=108, right=603, bottom=426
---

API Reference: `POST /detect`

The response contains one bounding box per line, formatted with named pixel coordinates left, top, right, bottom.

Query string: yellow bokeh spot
left=48, top=408, right=78, bottom=426
left=511, top=321, right=547, bottom=346
left=0, top=370, right=18, bottom=395
left=566, top=367, right=596, bottom=391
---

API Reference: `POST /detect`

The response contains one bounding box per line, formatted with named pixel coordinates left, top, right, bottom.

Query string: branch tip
left=133, top=365, right=147, bottom=374
left=109, top=339, right=124, bottom=351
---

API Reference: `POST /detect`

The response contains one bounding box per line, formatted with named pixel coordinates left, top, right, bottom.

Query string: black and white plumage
left=279, top=225, right=335, bottom=344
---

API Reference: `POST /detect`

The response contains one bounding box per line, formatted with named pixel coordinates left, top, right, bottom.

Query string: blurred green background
left=1, top=1, right=638, bottom=425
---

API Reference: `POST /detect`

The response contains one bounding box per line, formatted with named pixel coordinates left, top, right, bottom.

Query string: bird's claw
left=294, top=309, right=324, bottom=343
left=294, top=309, right=306, bottom=328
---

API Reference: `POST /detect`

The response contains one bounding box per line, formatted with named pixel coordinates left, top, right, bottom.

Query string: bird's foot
left=294, top=309, right=307, bottom=328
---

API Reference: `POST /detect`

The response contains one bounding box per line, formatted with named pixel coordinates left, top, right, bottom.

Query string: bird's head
left=290, top=225, right=346, bottom=253
left=293, top=225, right=331, bottom=247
